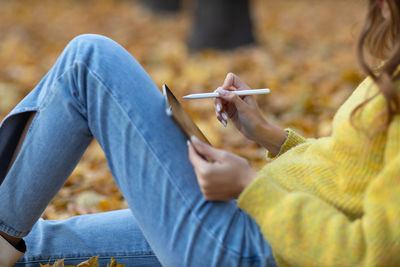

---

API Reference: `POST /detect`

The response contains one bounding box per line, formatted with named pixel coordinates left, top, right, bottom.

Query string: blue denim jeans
left=0, top=34, right=277, bottom=267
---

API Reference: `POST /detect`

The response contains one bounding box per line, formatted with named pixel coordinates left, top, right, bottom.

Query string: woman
left=1, top=0, right=399, bottom=266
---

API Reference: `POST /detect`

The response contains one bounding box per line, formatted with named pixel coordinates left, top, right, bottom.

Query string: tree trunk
left=139, top=0, right=181, bottom=13
left=188, top=0, right=255, bottom=51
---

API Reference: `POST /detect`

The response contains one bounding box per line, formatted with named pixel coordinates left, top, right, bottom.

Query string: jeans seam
left=53, top=63, right=88, bottom=116
left=22, top=254, right=157, bottom=260
left=0, top=221, right=30, bottom=237
left=18, top=255, right=160, bottom=266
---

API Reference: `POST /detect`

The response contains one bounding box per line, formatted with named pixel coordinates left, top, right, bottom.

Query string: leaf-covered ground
left=1, top=0, right=364, bottom=225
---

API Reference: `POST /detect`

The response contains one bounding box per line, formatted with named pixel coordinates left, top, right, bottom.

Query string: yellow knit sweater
left=238, top=77, right=400, bottom=266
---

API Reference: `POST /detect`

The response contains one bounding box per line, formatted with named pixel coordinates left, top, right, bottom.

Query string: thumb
left=190, top=136, right=224, bottom=162
left=222, top=73, right=250, bottom=91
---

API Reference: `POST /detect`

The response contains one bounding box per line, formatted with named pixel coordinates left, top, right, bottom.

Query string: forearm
left=252, top=122, right=288, bottom=157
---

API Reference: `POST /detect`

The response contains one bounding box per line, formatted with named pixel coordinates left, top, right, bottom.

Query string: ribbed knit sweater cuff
left=266, top=128, right=306, bottom=160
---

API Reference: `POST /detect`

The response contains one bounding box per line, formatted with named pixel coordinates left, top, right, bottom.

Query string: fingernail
left=222, top=112, right=228, bottom=121
left=191, top=136, right=200, bottom=143
left=217, top=88, right=228, bottom=96
left=216, top=103, right=222, bottom=112
left=222, top=120, right=227, bottom=127
left=187, top=140, right=190, bottom=146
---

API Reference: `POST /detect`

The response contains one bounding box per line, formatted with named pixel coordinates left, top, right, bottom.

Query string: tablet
left=162, top=84, right=211, bottom=145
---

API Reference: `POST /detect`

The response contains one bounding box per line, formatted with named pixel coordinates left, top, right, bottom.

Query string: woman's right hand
left=215, top=73, right=288, bottom=156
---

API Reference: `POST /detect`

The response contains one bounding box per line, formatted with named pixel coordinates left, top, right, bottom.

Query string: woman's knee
left=61, top=34, right=155, bottom=101
left=65, top=34, right=128, bottom=66
left=68, top=34, right=118, bottom=51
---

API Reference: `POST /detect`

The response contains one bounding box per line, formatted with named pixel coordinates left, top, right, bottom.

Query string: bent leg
left=0, top=35, right=276, bottom=266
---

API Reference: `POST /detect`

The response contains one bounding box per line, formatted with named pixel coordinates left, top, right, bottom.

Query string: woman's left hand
left=188, top=136, right=257, bottom=201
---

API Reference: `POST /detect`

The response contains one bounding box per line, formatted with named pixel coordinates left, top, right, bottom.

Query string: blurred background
left=0, top=0, right=365, bottom=220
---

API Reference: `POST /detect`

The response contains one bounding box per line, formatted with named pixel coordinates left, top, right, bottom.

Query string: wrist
left=240, top=168, right=257, bottom=196
left=254, top=122, right=288, bottom=156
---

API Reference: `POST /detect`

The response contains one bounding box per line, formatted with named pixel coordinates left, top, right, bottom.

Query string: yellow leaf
left=40, top=259, right=65, bottom=267
left=107, top=257, right=126, bottom=267
left=107, top=257, right=116, bottom=267
left=77, top=256, right=99, bottom=267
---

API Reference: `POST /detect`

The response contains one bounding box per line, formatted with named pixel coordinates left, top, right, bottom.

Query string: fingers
left=214, top=90, right=228, bottom=127
left=188, top=136, right=226, bottom=186
left=242, top=94, right=258, bottom=107
left=188, top=138, right=256, bottom=201
left=222, top=73, right=251, bottom=91
left=190, top=136, right=225, bottom=161
left=215, top=73, right=251, bottom=127
left=217, top=89, right=248, bottom=112
left=188, top=139, right=208, bottom=169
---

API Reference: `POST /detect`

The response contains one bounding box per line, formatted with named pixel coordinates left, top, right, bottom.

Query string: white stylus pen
left=182, top=88, right=271, bottom=99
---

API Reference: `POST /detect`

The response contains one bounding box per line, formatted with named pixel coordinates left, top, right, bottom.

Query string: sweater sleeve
left=266, top=128, right=307, bottom=160
left=238, top=152, right=400, bottom=266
